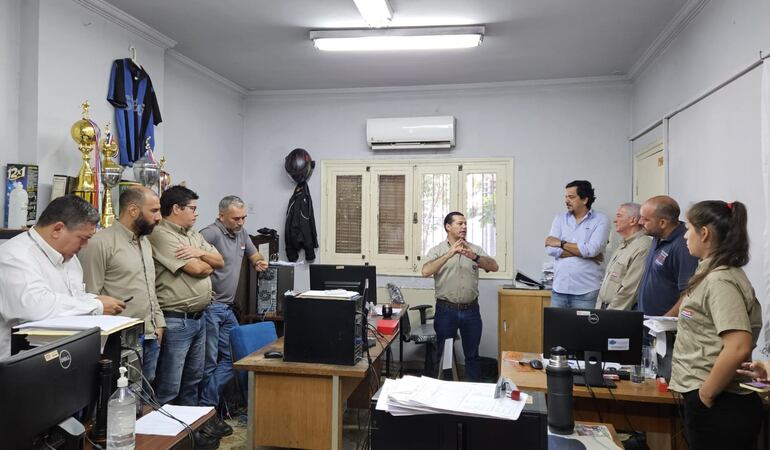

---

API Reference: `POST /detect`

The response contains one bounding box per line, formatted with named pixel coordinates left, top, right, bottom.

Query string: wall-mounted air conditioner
left=366, top=116, right=456, bottom=150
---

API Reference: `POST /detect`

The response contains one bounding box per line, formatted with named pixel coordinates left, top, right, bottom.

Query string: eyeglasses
left=182, top=205, right=198, bottom=212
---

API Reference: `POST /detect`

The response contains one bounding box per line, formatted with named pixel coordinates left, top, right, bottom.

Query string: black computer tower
left=370, top=390, right=548, bottom=450
left=255, top=264, right=294, bottom=316
left=283, top=294, right=363, bottom=365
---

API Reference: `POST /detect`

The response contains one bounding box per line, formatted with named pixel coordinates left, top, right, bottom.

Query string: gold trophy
left=132, top=137, right=160, bottom=189
left=100, top=123, right=122, bottom=228
left=70, top=101, right=98, bottom=204
left=158, top=156, right=171, bottom=193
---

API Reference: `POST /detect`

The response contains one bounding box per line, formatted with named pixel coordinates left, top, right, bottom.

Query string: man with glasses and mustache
left=148, top=185, right=224, bottom=449
left=80, top=186, right=166, bottom=386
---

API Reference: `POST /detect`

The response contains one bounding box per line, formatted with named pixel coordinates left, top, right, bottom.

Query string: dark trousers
left=681, top=389, right=763, bottom=450
left=433, top=302, right=482, bottom=381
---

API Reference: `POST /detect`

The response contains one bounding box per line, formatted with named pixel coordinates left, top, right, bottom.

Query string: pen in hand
left=123, top=296, right=134, bottom=303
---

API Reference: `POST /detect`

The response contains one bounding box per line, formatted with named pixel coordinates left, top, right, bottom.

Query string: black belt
left=163, top=310, right=205, bottom=320
left=436, top=299, right=479, bottom=310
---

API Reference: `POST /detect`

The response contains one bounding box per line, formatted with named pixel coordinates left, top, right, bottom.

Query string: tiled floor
left=219, top=408, right=371, bottom=450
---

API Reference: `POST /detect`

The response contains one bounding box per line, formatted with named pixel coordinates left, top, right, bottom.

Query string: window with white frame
left=320, top=158, right=513, bottom=278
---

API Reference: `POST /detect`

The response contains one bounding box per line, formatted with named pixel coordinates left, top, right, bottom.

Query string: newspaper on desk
left=375, top=376, right=528, bottom=421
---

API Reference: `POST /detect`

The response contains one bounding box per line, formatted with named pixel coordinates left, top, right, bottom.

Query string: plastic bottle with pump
left=8, top=182, right=28, bottom=229
left=106, top=367, right=136, bottom=450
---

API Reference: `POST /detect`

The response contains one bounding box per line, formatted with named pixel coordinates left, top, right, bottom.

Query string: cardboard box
left=4, top=164, right=39, bottom=228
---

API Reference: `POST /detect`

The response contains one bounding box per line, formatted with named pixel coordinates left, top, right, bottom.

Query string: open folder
left=503, top=271, right=545, bottom=290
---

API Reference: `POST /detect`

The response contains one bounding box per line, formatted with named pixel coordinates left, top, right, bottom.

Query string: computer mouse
left=529, top=359, right=544, bottom=370
left=264, top=350, right=283, bottom=359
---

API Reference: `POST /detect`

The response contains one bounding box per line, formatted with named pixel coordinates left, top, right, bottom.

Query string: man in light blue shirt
left=545, top=180, right=610, bottom=309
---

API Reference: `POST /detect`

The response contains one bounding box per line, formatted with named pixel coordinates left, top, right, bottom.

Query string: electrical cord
left=572, top=356, right=604, bottom=423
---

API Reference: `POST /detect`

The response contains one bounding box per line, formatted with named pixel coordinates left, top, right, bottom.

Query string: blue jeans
left=433, top=302, right=483, bottom=382
left=550, top=290, right=599, bottom=310
left=142, top=337, right=161, bottom=387
left=199, top=303, right=238, bottom=408
left=154, top=316, right=206, bottom=406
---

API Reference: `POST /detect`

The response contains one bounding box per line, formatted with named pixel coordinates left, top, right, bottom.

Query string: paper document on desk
left=135, top=405, right=213, bottom=436
left=16, top=315, right=141, bottom=333
left=548, top=424, right=623, bottom=449
left=376, top=376, right=528, bottom=421
left=644, top=317, right=678, bottom=357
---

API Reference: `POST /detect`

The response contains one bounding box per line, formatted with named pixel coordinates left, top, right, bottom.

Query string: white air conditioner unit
left=366, top=116, right=455, bottom=150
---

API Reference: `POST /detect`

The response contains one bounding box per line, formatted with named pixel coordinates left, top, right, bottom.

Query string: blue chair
left=230, top=322, right=278, bottom=403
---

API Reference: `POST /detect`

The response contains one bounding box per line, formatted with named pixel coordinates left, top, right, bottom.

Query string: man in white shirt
left=0, top=195, right=125, bottom=357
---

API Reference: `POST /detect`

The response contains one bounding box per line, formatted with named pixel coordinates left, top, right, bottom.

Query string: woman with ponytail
left=669, top=200, right=763, bottom=450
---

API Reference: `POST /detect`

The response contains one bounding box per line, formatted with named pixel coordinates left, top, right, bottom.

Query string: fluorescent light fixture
left=310, top=26, right=485, bottom=52
left=353, top=0, right=392, bottom=28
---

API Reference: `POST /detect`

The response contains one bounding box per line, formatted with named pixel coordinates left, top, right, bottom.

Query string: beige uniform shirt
left=669, top=260, right=762, bottom=394
left=148, top=219, right=218, bottom=313
left=596, top=230, right=652, bottom=310
left=425, top=240, right=488, bottom=304
left=80, top=222, right=165, bottom=337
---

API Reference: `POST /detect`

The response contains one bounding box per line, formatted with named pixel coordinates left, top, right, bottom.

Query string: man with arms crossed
left=545, top=180, right=610, bottom=309
left=596, top=202, right=652, bottom=310
left=80, top=186, right=165, bottom=384
left=422, top=212, right=498, bottom=382
left=0, top=195, right=124, bottom=357
left=198, top=196, right=268, bottom=437
left=149, top=185, right=224, bottom=448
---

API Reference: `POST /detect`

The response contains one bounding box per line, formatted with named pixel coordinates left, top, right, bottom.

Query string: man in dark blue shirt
left=637, top=196, right=699, bottom=316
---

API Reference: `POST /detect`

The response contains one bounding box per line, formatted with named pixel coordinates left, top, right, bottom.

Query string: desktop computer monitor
left=543, top=307, right=644, bottom=388
left=309, top=264, right=377, bottom=304
left=0, top=327, right=101, bottom=449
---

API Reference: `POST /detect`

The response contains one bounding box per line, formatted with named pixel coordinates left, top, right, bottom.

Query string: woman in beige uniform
left=669, top=200, right=763, bottom=450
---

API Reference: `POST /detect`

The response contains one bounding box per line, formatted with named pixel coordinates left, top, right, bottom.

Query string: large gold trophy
left=100, top=123, right=122, bottom=228
left=70, top=101, right=98, bottom=204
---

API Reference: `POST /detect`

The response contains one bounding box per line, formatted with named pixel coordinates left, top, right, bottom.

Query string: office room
left=1, top=0, right=770, bottom=449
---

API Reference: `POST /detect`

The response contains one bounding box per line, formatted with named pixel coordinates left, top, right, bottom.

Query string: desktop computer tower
left=255, top=265, right=294, bottom=316
left=370, top=390, right=548, bottom=450
left=283, top=293, right=364, bottom=365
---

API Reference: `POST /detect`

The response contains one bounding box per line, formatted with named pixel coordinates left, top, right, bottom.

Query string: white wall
left=0, top=0, right=22, bottom=222
left=163, top=55, right=245, bottom=224
left=243, top=82, right=633, bottom=359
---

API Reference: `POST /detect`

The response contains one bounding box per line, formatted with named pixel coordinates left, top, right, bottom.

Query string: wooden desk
left=502, top=351, right=687, bottom=450
left=234, top=324, right=400, bottom=450
left=86, top=407, right=214, bottom=450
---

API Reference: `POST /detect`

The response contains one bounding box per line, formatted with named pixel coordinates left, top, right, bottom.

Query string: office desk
left=234, top=325, right=400, bottom=450
left=501, top=351, right=686, bottom=450
left=86, top=407, right=214, bottom=450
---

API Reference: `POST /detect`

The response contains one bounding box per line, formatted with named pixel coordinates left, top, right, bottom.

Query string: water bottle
left=546, top=346, right=574, bottom=435
left=107, top=367, right=136, bottom=450
left=8, top=182, right=28, bottom=229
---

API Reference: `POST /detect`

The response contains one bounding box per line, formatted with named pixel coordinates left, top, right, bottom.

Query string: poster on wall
left=4, top=164, right=39, bottom=229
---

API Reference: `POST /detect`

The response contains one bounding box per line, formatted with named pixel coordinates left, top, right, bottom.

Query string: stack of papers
left=136, top=405, right=213, bottom=436
left=298, top=289, right=359, bottom=299
left=644, top=316, right=678, bottom=357
left=375, top=376, right=528, bottom=421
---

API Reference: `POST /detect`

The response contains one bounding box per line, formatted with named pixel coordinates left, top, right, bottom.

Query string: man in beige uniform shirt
left=422, top=212, right=498, bottom=381
left=80, top=186, right=165, bottom=384
left=148, top=186, right=224, bottom=418
left=596, top=202, right=652, bottom=310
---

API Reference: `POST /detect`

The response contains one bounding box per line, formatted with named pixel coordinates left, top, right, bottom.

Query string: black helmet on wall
left=284, top=148, right=315, bottom=184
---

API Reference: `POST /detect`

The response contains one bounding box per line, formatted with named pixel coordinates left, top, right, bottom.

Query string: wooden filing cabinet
left=498, top=288, right=551, bottom=354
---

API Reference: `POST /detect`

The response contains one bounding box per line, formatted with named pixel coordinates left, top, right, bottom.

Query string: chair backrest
left=230, top=322, right=278, bottom=401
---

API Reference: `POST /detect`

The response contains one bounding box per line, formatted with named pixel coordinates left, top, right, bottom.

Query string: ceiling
left=104, top=0, right=688, bottom=91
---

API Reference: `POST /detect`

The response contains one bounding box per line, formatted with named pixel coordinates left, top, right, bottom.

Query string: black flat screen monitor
left=309, top=264, right=377, bottom=304
left=543, top=307, right=644, bottom=388
left=0, top=327, right=101, bottom=449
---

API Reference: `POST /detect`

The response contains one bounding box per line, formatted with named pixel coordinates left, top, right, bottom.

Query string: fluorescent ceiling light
left=310, top=26, right=485, bottom=52
left=353, top=0, right=392, bottom=28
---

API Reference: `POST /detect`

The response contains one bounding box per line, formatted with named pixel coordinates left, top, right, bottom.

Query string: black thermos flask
left=90, top=358, right=113, bottom=444
left=546, top=346, right=574, bottom=435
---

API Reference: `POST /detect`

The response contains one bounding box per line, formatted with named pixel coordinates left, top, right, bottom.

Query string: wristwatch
left=473, top=254, right=480, bottom=262
left=560, top=240, right=566, bottom=249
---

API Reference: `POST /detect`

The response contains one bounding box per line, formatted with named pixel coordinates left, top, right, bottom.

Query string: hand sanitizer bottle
left=107, top=367, right=136, bottom=450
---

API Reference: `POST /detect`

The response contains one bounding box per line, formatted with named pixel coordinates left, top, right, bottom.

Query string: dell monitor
left=543, top=307, right=644, bottom=388
left=0, top=327, right=101, bottom=449
left=309, top=264, right=377, bottom=304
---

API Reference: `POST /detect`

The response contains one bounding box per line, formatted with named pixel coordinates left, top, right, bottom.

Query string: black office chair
left=389, top=284, right=438, bottom=377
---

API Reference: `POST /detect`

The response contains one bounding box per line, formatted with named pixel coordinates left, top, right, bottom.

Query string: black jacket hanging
left=284, top=183, right=318, bottom=261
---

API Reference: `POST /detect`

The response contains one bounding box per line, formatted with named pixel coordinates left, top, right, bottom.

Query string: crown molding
left=246, top=75, right=631, bottom=100
left=71, top=0, right=177, bottom=49
left=628, top=0, right=710, bottom=80
left=166, top=50, right=247, bottom=95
